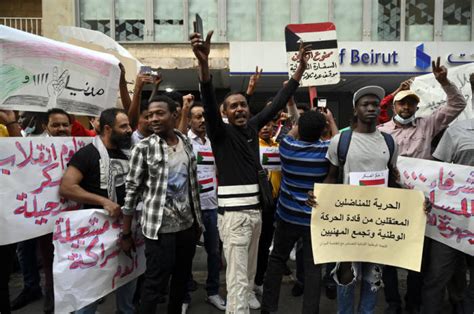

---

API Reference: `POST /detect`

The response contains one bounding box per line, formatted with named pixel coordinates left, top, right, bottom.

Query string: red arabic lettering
left=69, top=235, right=100, bottom=269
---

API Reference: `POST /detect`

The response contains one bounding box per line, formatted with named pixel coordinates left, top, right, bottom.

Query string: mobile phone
left=317, top=98, right=327, bottom=108
left=193, top=13, right=203, bottom=35
left=140, top=66, right=151, bottom=75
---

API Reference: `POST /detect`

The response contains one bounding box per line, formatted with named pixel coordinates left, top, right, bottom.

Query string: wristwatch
left=121, top=232, right=132, bottom=240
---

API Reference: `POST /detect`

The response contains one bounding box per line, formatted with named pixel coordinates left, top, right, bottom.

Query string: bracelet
left=4, top=120, right=18, bottom=127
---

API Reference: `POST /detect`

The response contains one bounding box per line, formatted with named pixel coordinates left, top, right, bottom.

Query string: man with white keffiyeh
left=60, top=108, right=137, bottom=314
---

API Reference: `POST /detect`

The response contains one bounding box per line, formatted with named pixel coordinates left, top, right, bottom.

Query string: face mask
left=23, top=117, right=36, bottom=135
left=393, top=114, right=416, bottom=125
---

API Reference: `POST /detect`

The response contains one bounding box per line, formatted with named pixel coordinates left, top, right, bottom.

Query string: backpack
left=336, top=129, right=396, bottom=184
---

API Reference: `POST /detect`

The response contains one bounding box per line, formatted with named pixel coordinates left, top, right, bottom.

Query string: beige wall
left=0, top=0, right=42, bottom=17
left=41, top=0, right=75, bottom=40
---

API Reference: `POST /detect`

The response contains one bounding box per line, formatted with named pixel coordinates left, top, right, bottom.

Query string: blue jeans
left=75, top=278, right=137, bottom=314
left=16, top=239, right=41, bottom=291
left=185, top=209, right=220, bottom=302
left=334, top=263, right=382, bottom=314
left=201, top=209, right=221, bottom=296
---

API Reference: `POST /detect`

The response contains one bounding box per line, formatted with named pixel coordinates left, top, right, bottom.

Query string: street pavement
left=9, top=245, right=451, bottom=313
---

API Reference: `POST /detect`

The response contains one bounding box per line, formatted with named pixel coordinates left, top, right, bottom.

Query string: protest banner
left=0, top=25, right=120, bottom=116
left=0, top=137, right=92, bottom=245
left=398, top=156, right=474, bottom=255
left=58, top=26, right=143, bottom=92
left=53, top=209, right=146, bottom=312
left=311, top=184, right=425, bottom=271
left=285, top=22, right=340, bottom=87
left=411, top=62, right=474, bottom=121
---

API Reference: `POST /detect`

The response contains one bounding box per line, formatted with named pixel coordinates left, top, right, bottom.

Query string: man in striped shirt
left=261, top=111, right=330, bottom=314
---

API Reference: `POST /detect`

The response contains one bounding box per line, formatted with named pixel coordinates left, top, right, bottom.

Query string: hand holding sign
left=292, top=42, right=312, bottom=82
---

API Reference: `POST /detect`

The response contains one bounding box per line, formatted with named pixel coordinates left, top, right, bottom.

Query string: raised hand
left=190, top=30, right=214, bottom=65
left=246, top=66, right=263, bottom=95
left=182, top=93, right=195, bottom=110
left=432, top=56, right=449, bottom=86
left=292, top=42, right=312, bottom=82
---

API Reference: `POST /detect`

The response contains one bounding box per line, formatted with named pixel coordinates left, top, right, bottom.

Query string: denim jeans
left=262, top=218, right=322, bottom=314
left=201, top=209, right=221, bottom=296
left=75, top=278, right=138, bottom=314
left=333, top=263, right=382, bottom=314
left=255, top=209, right=276, bottom=286
left=184, top=210, right=219, bottom=303
left=16, top=238, right=41, bottom=291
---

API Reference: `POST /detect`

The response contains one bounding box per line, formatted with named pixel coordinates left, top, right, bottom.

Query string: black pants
left=0, top=244, right=16, bottom=314
left=383, top=237, right=430, bottom=310
left=422, top=240, right=474, bottom=314
left=262, top=218, right=322, bottom=314
left=255, top=210, right=276, bottom=286
left=140, top=226, right=197, bottom=314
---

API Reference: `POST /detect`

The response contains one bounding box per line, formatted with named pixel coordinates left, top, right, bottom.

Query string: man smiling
left=190, top=30, right=310, bottom=313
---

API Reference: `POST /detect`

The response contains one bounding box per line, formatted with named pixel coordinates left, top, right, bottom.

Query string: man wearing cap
left=308, top=84, right=399, bottom=314
left=378, top=58, right=467, bottom=314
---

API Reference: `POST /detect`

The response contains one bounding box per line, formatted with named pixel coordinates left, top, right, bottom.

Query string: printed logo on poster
left=285, top=22, right=340, bottom=87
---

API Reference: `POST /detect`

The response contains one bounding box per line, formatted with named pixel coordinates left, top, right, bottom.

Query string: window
left=189, top=0, right=219, bottom=41
left=261, top=0, right=291, bottom=41
left=115, top=0, right=145, bottom=41
left=372, top=0, right=401, bottom=41
left=334, top=0, right=363, bottom=40
left=300, top=0, right=329, bottom=25
left=153, top=0, right=184, bottom=42
left=443, top=0, right=471, bottom=41
left=405, top=0, right=434, bottom=41
left=227, top=0, right=257, bottom=41
left=79, top=0, right=111, bottom=36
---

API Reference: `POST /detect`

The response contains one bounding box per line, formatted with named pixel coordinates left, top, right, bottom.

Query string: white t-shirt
left=326, top=130, right=398, bottom=184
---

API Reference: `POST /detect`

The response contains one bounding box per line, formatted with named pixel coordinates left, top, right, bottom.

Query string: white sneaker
left=181, top=302, right=189, bottom=314
left=254, top=284, right=263, bottom=296
left=289, top=246, right=296, bottom=261
left=206, top=294, right=226, bottom=311
left=248, top=293, right=261, bottom=310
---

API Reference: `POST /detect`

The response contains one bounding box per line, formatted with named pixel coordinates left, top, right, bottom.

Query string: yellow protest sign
left=311, top=184, right=426, bottom=272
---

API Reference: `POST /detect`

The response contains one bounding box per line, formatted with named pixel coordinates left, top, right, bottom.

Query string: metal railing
left=0, top=17, right=42, bottom=35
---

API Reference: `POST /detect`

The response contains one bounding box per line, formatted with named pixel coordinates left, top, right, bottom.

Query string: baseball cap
left=352, top=86, right=386, bottom=107
left=393, top=90, right=420, bottom=103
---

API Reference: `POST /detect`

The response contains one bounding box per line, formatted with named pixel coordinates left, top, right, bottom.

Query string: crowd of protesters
left=0, top=26, right=473, bottom=314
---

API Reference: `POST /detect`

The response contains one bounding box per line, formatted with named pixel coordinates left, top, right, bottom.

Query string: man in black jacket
left=190, top=30, right=310, bottom=313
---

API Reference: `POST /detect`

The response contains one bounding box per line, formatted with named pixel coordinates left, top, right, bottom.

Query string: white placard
left=0, top=25, right=120, bottom=116
left=0, top=137, right=92, bottom=245
left=349, top=170, right=389, bottom=187
left=53, top=209, right=145, bottom=312
left=260, top=146, right=281, bottom=171
left=398, top=156, right=474, bottom=255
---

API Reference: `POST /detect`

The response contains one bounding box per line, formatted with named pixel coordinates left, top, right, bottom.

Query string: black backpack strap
left=380, top=131, right=395, bottom=167
left=337, top=129, right=353, bottom=168
left=336, top=129, right=353, bottom=183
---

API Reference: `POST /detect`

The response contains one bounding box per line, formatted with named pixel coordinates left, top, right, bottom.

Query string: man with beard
left=120, top=95, right=203, bottom=314
left=60, top=108, right=137, bottom=313
left=378, top=58, right=467, bottom=314
left=190, top=30, right=310, bottom=313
